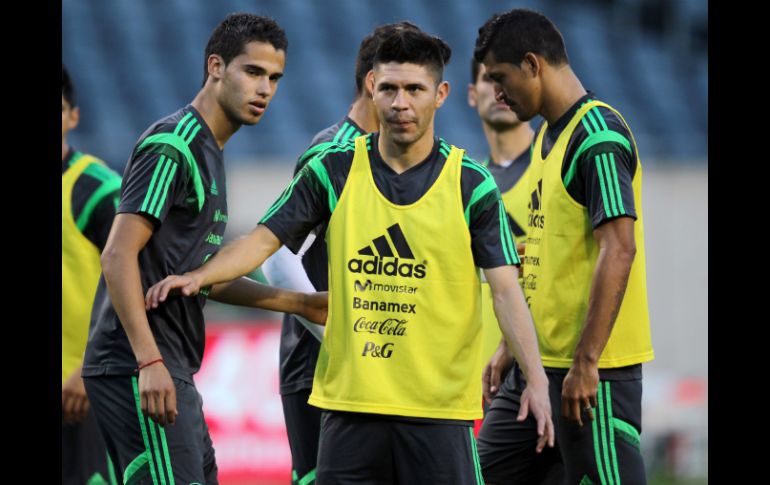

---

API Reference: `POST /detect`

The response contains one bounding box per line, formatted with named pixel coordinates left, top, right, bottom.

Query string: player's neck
left=347, top=96, right=379, bottom=134
left=483, top=122, right=534, bottom=166
left=378, top=124, right=435, bottom=174
left=191, top=91, right=236, bottom=150
left=540, top=65, right=586, bottom=126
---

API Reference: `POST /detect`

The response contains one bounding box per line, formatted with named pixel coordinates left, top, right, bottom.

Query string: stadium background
left=63, top=0, right=708, bottom=483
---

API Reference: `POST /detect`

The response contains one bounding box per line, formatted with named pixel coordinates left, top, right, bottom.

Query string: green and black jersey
left=280, top=117, right=365, bottom=395
left=484, top=148, right=531, bottom=238
left=83, top=106, right=228, bottom=383
left=62, top=148, right=121, bottom=250
left=544, top=92, right=638, bottom=228
left=262, top=132, right=519, bottom=270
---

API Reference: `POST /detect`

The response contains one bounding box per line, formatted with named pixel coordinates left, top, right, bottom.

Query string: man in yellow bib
left=474, top=8, right=655, bottom=484
left=62, top=64, right=121, bottom=485
left=147, top=25, right=554, bottom=484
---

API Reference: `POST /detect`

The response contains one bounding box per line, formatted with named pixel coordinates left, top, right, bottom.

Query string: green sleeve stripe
left=137, top=132, right=205, bottom=211
left=500, top=201, right=519, bottom=264
left=297, top=142, right=334, bottom=170
left=184, top=123, right=202, bottom=145
left=439, top=147, right=450, bottom=158
left=332, top=122, right=350, bottom=144
left=153, top=162, right=178, bottom=218
left=179, top=119, right=199, bottom=141
left=131, top=377, right=160, bottom=485
left=592, top=107, right=609, bottom=131
left=340, top=124, right=357, bottom=145
left=461, top=160, right=492, bottom=179
left=140, top=156, right=168, bottom=213
left=595, top=155, right=613, bottom=218
left=260, top=170, right=305, bottom=223
left=309, top=158, right=339, bottom=213
left=584, top=109, right=602, bottom=133
left=601, top=153, right=620, bottom=217
left=581, top=117, right=594, bottom=136
left=146, top=158, right=173, bottom=217
left=173, top=112, right=194, bottom=135
left=563, top=130, right=632, bottom=188
left=605, top=382, right=622, bottom=485
left=464, top=176, right=498, bottom=225
left=75, top=177, right=122, bottom=231
left=608, top=153, right=626, bottom=214
left=498, top=202, right=514, bottom=265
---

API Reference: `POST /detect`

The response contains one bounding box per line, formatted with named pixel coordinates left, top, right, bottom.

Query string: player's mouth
left=248, top=100, right=267, bottom=115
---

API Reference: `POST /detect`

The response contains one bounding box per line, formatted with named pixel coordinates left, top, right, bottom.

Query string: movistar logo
left=347, top=223, right=426, bottom=279
left=211, top=179, right=218, bottom=196
left=528, top=179, right=545, bottom=228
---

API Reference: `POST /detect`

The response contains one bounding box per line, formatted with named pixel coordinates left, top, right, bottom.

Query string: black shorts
left=62, top=408, right=120, bottom=485
left=479, top=364, right=646, bottom=484
left=83, top=375, right=218, bottom=485
left=316, top=410, right=483, bottom=485
left=477, top=364, right=563, bottom=484
left=282, top=389, right=322, bottom=485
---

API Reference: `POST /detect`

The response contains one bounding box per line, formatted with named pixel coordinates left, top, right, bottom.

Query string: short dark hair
left=471, top=57, right=481, bottom=85
left=355, top=21, right=420, bottom=95
left=202, top=13, right=288, bottom=86
left=373, top=27, right=452, bottom=82
left=474, top=9, right=568, bottom=67
left=62, top=64, right=76, bottom=107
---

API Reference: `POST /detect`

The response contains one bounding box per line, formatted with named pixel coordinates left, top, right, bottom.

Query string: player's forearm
left=191, top=224, right=281, bottom=288
left=101, top=250, right=162, bottom=364
left=491, top=274, right=547, bottom=386
left=573, top=243, right=635, bottom=365
left=209, top=277, right=309, bottom=315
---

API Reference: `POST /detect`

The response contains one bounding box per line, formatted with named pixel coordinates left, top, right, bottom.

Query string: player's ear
left=366, top=70, right=376, bottom=99
left=207, top=54, right=226, bottom=81
left=435, top=81, right=450, bottom=108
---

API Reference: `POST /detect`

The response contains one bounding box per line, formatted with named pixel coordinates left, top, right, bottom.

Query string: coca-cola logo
left=353, top=316, right=408, bottom=336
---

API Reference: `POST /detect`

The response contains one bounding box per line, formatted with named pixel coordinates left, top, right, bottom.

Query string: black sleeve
left=82, top=190, right=120, bottom=250
left=462, top=159, right=521, bottom=268
left=567, top=141, right=638, bottom=229
left=261, top=151, right=345, bottom=252
left=117, top=146, right=187, bottom=226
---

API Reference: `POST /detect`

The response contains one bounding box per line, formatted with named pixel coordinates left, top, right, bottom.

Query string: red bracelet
left=136, top=358, right=164, bottom=372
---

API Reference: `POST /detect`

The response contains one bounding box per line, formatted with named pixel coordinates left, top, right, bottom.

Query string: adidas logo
left=528, top=179, right=545, bottom=229
left=211, top=179, right=218, bottom=196
left=347, top=223, right=427, bottom=279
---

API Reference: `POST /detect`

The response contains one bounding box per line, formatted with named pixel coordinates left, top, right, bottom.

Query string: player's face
left=370, top=62, right=449, bottom=147
left=218, top=41, right=285, bottom=126
left=468, top=64, right=521, bottom=129
left=482, top=52, right=539, bottom=122
left=62, top=95, right=79, bottom=141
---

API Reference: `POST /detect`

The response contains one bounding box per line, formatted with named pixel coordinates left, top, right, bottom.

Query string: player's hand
left=301, top=291, right=328, bottom=325
left=139, top=362, right=178, bottom=426
left=519, top=376, right=555, bottom=452
left=482, top=339, right=512, bottom=405
left=62, top=367, right=89, bottom=424
left=561, top=361, right=599, bottom=427
left=145, top=273, right=202, bottom=310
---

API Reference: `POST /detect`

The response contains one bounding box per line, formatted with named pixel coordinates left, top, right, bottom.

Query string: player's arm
left=261, top=243, right=325, bottom=340
left=207, top=276, right=327, bottom=327
left=146, top=149, right=338, bottom=308
left=485, top=265, right=554, bottom=452
left=561, top=216, right=635, bottom=425
left=101, top=213, right=177, bottom=426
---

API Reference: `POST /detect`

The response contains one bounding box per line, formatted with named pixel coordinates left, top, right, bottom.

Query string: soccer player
left=81, top=14, right=325, bottom=485
left=62, top=63, right=121, bottom=485
left=261, top=21, right=417, bottom=485
left=467, top=56, right=536, bottom=392
left=474, top=9, right=655, bottom=484
left=147, top=26, right=554, bottom=484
